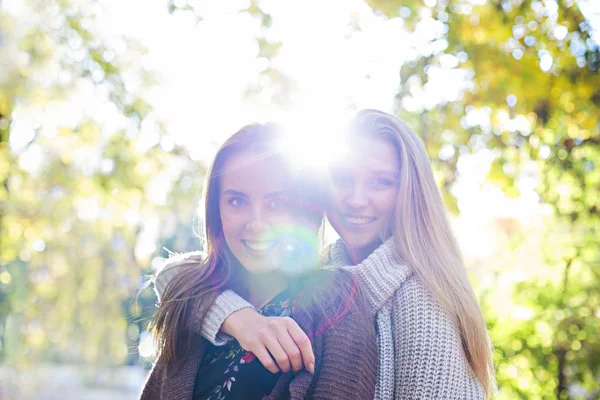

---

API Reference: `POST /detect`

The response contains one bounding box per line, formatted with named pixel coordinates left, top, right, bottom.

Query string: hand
left=221, top=308, right=315, bottom=374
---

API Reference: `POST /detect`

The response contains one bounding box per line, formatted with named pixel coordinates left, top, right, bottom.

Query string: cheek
left=220, top=213, right=243, bottom=241
left=269, top=210, right=295, bottom=226
left=326, top=186, right=344, bottom=209
left=375, top=192, right=397, bottom=217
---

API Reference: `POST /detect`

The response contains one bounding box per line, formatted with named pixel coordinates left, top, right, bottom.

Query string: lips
left=242, top=240, right=276, bottom=253
left=344, top=215, right=377, bottom=226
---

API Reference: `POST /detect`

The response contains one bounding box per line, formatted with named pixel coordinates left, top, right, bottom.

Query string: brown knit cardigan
left=140, top=275, right=378, bottom=400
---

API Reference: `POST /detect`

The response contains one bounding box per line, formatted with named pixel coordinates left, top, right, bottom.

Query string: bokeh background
left=1, top=0, right=599, bottom=398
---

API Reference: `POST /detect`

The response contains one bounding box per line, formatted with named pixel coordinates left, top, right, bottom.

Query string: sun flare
left=276, top=108, right=352, bottom=172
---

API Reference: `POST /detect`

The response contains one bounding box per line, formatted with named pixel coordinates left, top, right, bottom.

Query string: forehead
left=220, top=151, right=292, bottom=194
left=334, top=136, right=400, bottom=173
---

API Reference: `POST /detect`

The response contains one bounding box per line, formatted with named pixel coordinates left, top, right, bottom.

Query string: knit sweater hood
left=327, top=237, right=411, bottom=315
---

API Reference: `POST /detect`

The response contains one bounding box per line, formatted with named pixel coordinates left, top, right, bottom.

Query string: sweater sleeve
left=199, top=290, right=255, bottom=346
left=309, top=300, right=378, bottom=399
left=139, top=361, right=164, bottom=400
left=277, top=300, right=378, bottom=400
left=394, top=276, right=485, bottom=399
left=153, top=256, right=254, bottom=346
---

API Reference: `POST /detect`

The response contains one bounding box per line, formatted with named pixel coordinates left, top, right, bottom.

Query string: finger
left=286, top=320, right=315, bottom=373
left=252, top=346, right=280, bottom=374
left=277, top=331, right=303, bottom=372
left=265, top=335, right=292, bottom=373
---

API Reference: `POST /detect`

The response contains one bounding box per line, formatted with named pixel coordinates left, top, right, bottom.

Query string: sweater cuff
left=199, top=290, right=254, bottom=346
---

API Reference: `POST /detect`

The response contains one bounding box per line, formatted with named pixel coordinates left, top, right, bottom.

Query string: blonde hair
left=352, top=109, right=495, bottom=397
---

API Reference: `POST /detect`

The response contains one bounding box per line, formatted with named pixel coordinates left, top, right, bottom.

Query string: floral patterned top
left=192, top=290, right=292, bottom=400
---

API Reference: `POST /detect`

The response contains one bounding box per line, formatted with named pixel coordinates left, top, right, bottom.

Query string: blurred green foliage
left=0, top=0, right=204, bottom=372
left=1, top=0, right=599, bottom=399
left=363, top=0, right=599, bottom=398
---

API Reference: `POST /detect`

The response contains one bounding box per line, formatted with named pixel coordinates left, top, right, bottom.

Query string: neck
left=345, top=240, right=382, bottom=264
left=246, top=270, right=288, bottom=309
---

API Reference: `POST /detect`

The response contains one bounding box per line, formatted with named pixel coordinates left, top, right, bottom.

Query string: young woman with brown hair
left=141, top=123, right=377, bottom=399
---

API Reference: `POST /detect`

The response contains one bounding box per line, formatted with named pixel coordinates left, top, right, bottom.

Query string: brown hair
left=150, top=123, right=356, bottom=367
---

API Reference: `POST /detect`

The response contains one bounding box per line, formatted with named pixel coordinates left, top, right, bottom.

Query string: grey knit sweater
left=154, top=238, right=485, bottom=399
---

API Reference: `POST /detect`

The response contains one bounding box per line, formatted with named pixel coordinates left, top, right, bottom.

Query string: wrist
left=222, top=307, right=263, bottom=338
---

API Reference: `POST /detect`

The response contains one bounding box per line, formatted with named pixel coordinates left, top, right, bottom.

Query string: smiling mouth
left=344, top=215, right=377, bottom=226
left=242, top=240, right=276, bottom=253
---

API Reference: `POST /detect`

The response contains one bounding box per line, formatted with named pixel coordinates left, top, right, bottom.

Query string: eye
left=371, top=177, right=396, bottom=189
left=330, top=171, right=353, bottom=188
left=228, top=197, right=248, bottom=208
left=268, top=198, right=289, bottom=211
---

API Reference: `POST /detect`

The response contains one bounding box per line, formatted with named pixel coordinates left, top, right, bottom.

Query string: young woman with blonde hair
left=154, top=110, right=496, bottom=399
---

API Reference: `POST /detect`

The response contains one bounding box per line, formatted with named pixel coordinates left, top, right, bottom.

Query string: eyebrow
left=222, top=189, right=248, bottom=197
left=371, top=170, right=400, bottom=176
left=329, top=166, right=399, bottom=176
left=222, top=189, right=289, bottom=198
left=265, top=190, right=290, bottom=199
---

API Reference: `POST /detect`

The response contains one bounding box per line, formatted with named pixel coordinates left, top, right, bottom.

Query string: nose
left=245, top=206, right=269, bottom=232
left=345, top=184, right=369, bottom=209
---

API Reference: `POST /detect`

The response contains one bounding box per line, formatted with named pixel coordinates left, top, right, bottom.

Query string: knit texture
left=329, top=238, right=485, bottom=400
left=154, top=239, right=486, bottom=399
left=141, top=271, right=378, bottom=400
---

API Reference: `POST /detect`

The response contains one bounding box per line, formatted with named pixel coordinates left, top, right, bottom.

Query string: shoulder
left=392, top=275, right=466, bottom=362
left=292, top=269, right=367, bottom=330
left=393, top=274, right=457, bottom=336
left=395, top=273, right=437, bottom=303
left=141, top=335, right=207, bottom=399
left=155, top=250, right=206, bottom=280
left=159, top=250, right=206, bottom=272
left=292, top=269, right=359, bottom=312
left=153, top=251, right=206, bottom=298
left=297, top=270, right=375, bottom=352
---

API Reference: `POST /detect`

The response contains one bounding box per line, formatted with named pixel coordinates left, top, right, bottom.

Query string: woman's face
left=219, top=151, right=315, bottom=274
left=326, top=136, right=400, bottom=253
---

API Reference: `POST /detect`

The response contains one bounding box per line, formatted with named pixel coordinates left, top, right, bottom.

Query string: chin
left=241, top=261, right=278, bottom=274
left=341, top=232, right=379, bottom=250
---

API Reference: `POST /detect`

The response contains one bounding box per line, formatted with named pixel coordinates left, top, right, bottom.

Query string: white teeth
left=244, top=241, right=275, bottom=252
left=345, top=216, right=376, bottom=225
